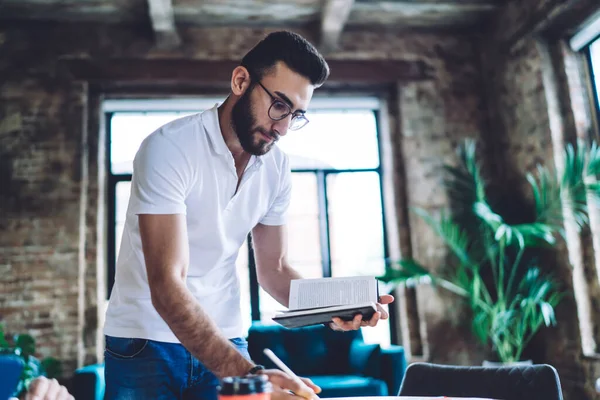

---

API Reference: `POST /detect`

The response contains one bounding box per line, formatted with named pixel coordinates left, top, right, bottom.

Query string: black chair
left=398, top=362, right=563, bottom=400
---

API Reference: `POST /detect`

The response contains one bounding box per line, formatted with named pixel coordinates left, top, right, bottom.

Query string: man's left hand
left=329, top=294, right=394, bottom=332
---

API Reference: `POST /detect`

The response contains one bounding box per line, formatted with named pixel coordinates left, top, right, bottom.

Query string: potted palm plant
left=378, top=139, right=600, bottom=364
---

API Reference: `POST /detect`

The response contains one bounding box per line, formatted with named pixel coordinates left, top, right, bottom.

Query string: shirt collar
left=203, top=104, right=264, bottom=167
left=203, top=104, right=230, bottom=156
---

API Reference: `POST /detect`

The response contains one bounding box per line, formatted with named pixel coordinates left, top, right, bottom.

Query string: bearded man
left=103, top=30, right=394, bottom=400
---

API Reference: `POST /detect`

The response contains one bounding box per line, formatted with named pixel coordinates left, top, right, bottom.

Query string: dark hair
left=241, top=31, right=330, bottom=87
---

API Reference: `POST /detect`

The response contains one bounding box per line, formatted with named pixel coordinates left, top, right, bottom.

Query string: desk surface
left=328, top=397, right=494, bottom=400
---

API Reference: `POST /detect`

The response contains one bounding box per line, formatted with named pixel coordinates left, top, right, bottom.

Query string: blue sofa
left=72, top=324, right=406, bottom=399
left=247, top=322, right=406, bottom=398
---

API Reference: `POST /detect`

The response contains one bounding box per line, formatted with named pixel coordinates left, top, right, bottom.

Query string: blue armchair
left=247, top=322, right=406, bottom=398
left=71, top=363, right=105, bottom=400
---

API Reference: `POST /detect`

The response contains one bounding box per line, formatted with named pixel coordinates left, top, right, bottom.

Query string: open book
left=272, top=276, right=379, bottom=328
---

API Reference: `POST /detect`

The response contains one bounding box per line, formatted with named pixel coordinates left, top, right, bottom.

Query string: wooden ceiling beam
left=147, top=0, right=181, bottom=49
left=320, top=0, right=355, bottom=53
left=59, top=58, right=433, bottom=84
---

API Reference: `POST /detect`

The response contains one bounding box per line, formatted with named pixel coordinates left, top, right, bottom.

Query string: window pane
left=287, top=173, right=323, bottom=279
left=115, top=181, right=131, bottom=263
left=260, top=173, right=323, bottom=323
left=278, top=110, right=379, bottom=170
left=111, top=112, right=193, bottom=174
left=327, top=171, right=389, bottom=346
left=328, top=172, right=385, bottom=277
left=361, top=322, right=391, bottom=347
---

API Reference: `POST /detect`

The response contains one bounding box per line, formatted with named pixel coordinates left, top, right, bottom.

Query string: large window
left=105, top=97, right=391, bottom=345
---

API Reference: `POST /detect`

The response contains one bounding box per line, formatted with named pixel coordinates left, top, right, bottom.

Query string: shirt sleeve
left=259, top=154, right=292, bottom=226
left=128, top=131, right=195, bottom=215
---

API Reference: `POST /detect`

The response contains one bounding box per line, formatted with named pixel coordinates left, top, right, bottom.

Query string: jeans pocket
left=105, top=336, right=149, bottom=359
left=229, top=337, right=248, bottom=349
left=229, top=337, right=250, bottom=360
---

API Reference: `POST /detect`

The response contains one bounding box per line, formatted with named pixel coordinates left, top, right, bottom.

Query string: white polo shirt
left=104, top=105, right=292, bottom=342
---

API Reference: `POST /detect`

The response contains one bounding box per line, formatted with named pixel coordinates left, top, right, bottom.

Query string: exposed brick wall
left=0, top=80, right=89, bottom=374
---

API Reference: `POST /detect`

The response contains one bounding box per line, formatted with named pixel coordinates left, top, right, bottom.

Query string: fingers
left=376, top=302, right=389, bottom=320
left=57, top=386, right=74, bottom=400
left=46, top=378, right=61, bottom=400
left=26, top=376, right=50, bottom=400
left=331, top=314, right=363, bottom=331
left=271, top=390, right=318, bottom=400
left=328, top=321, right=344, bottom=332
left=299, top=376, right=321, bottom=394
left=330, top=296, right=395, bottom=331
left=26, top=377, right=74, bottom=400
left=378, top=294, right=394, bottom=305
left=264, top=369, right=319, bottom=399
left=363, top=311, right=381, bottom=327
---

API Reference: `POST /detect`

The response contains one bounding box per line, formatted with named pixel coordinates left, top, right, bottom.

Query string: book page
left=288, top=276, right=378, bottom=310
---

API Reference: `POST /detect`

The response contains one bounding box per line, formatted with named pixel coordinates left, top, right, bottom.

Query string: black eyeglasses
left=254, top=81, right=309, bottom=131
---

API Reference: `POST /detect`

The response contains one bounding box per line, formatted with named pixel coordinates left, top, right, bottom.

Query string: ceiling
left=0, top=0, right=507, bottom=27
left=0, top=0, right=508, bottom=50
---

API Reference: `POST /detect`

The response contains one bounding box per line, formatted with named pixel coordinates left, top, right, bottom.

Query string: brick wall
left=0, top=80, right=89, bottom=374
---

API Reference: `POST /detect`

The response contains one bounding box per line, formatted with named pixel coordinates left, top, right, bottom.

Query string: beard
left=231, top=86, right=279, bottom=156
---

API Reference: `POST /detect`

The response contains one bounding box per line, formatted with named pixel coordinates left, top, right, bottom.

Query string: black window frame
left=105, top=102, right=397, bottom=345
left=586, top=36, right=600, bottom=140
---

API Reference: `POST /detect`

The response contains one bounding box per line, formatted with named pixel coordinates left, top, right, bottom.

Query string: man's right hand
left=263, top=369, right=321, bottom=399
left=24, top=376, right=74, bottom=400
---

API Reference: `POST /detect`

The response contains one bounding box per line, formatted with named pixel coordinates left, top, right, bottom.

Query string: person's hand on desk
left=263, top=369, right=322, bottom=399
left=19, top=376, right=74, bottom=400
left=329, top=294, right=394, bottom=332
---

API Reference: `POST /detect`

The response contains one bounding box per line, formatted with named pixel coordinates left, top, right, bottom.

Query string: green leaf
left=473, top=202, right=503, bottom=229
left=16, top=334, right=35, bottom=357
left=509, top=223, right=556, bottom=246
left=378, top=259, right=431, bottom=285
left=586, top=141, right=600, bottom=176
left=472, top=311, right=491, bottom=344
left=42, top=357, right=63, bottom=379
left=412, top=207, right=473, bottom=268
left=541, top=302, right=557, bottom=327
left=556, top=141, right=593, bottom=231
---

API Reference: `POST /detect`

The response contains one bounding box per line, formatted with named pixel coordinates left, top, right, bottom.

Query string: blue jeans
left=104, top=335, right=251, bottom=400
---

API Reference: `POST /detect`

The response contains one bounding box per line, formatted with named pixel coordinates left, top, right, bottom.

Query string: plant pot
left=482, top=359, right=533, bottom=367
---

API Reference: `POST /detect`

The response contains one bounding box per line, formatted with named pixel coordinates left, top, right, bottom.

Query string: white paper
left=288, top=276, right=378, bottom=310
